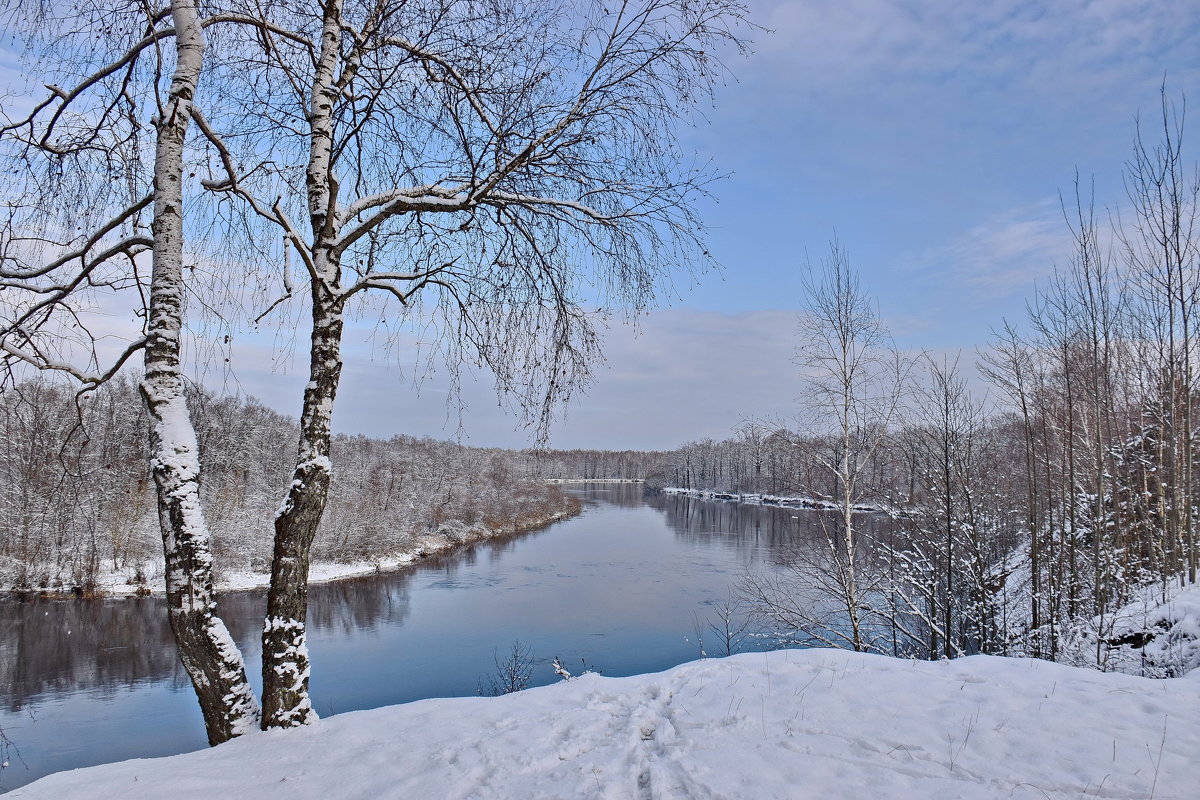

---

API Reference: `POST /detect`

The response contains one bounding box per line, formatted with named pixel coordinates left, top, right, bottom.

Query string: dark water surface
left=0, top=485, right=823, bottom=791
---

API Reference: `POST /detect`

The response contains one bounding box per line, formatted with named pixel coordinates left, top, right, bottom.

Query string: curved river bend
left=0, top=484, right=847, bottom=791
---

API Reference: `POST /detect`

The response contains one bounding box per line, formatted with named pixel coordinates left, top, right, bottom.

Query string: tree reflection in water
left=0, top=486, right=898, bottom=791
left=0, top=575, right=418, bottom=711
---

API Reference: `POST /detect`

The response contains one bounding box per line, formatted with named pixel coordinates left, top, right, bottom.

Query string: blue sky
left=690, top=1, right=1199, bottom=327
left=323, top=0, right=1200, bottom=449
left=7, top=1, right=1200, bottom=449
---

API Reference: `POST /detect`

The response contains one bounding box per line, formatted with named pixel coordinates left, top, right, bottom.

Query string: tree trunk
left=261, top=281, right=343, bottom=727
left=261, top=1, right=346, bottom=725
left=141, top=0, right=259, bottom=745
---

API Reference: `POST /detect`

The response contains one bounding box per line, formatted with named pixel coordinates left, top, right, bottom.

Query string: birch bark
left=139, top=0, right=259, bottom=744
left=261, top=0, right=346, bottom=727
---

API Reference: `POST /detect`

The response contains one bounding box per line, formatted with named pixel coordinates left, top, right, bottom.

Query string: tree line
left=668, top=97, right=1200, bottom=674
left=0, top=376, right=577, bottom=593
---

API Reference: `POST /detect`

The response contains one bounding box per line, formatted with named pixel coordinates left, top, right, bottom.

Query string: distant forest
left=0, top=378, right=603, bottom=592
left=658, top=103, right=1200, bottom=676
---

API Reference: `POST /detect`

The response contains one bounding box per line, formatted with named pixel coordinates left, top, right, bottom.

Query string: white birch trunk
left=261, top=0, right=346, bottom=728
left=140, top=0, right=259, bottom=744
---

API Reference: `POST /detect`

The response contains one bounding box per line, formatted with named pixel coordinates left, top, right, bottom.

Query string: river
left=0, top=483, right=844, bottom=791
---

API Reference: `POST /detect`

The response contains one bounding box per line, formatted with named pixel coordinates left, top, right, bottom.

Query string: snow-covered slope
left=10, top=649, right=1198, bottom=799
left=1087, top=581, right=1200, bottom=677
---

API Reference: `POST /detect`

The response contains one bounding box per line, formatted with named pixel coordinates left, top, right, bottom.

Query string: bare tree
left=888, top=354, right=1006, bottom=658
left=743, top=240, right=909, bottom=652
left=794, top=242, right=909, bottom=650
left=0, top=0, right=262, bottom=742
left=1, top=0, right=751, bottom=739
left=1119, top=89, right=1200, bottom=586
left=979, top=321, right=1048, bottom=653
left=477, top=640, right=536, bottom=696
left=177, top=0, right=750, bottom=728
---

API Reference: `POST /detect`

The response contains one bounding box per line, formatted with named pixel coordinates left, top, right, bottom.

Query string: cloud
left=720, top=0, right=1200, bottom=191
left=755, top=0, right=1197, bottom=103
left=192, top=308, right=803, bottom=451
left=904, top=199, right=1074, bottom=299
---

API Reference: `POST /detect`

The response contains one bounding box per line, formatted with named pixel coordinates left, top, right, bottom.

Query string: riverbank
left=11, top=648, right=1198, bottom=799
left=3, top=498, right=582, bottom=599
left=661, top=486, right=887, bottom=513
left=544, top=478, right=645, bottom=484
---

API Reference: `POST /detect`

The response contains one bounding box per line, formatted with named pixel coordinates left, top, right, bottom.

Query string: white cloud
left=904, top=199, right=1074, bottom=299
left=216, top=308, right=805, bottom=451
left=755, top=0, right=1196, bottom=102
left=4, top=294, right=807, bottom=452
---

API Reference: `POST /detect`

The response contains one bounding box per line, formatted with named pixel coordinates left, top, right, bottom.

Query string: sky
left=7, top=0, right=1200, bottom=450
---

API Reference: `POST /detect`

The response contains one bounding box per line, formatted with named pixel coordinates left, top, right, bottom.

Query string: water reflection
left=648, top=491, right=817, bottom=552
left=0, top=580, right=415, bottom=711
left=306, top=578, right=411, bottom=636
left=0, top=486, right=886, bottom=791
left=574, top=481, right=645, bottom=508
left=2, top=597, right=185, bottom=711
left=650, top=492, right=896, bottom=560
left=0, top=538, right=570, bottom=710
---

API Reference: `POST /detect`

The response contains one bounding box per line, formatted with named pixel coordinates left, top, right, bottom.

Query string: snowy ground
left=81, top=551, right=427, bottom=596
left=1067, top=580, right=1200, bottom=678
left=10, top=649, right=1198, bottom=799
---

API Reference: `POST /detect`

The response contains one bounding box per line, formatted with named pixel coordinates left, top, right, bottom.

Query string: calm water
left=0, top=484, right=830, bottom=791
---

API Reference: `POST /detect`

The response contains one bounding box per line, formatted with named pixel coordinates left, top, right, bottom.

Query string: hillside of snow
left=1082, top=581, right=1200, bottom=677
left=10, top=649, right=1199, bottom=799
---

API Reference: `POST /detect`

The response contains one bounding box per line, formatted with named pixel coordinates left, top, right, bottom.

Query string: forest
left=657, top=104, right=1200, bottom=677
left=0, top=377, right=579, bottom=594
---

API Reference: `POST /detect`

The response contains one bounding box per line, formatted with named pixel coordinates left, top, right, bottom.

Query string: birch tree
left=743, top=241, right=909, bottom=652
left=795, top=242, right=908, bottom=650
left=176, top=0, right=749, bottom=727
left=0, top=0, right=262, bottom=742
